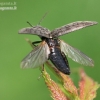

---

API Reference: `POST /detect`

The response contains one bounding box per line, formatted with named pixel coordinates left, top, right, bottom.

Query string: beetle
left=19, top=16, right=97, bottom=75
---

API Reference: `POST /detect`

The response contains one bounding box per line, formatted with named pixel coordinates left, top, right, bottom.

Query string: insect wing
left=51, top=21, right=97, bottom=37
left=19, top=26, right=51, bottom=38
left=60, top=40, right=94, bottom=66
left=20, top=41, right=50, bottom=68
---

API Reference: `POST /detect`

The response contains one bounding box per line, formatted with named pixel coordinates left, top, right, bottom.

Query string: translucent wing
left=20, top=41, right=50, bottom=68
left=19, top=25, right=51, bottom=38
left=51, top=21, right=97, bottom=37
left=60, top=40, right=94, bottom=66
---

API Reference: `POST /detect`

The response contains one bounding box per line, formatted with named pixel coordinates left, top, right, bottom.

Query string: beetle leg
left=42, top=64, right=44, bottom=71
left=32, top=41, right=42, bottom=47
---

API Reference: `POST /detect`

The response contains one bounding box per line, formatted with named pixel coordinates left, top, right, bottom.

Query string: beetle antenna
left=27, top=21, right=33, bottom=27
left=37, top=12, right=49, bottom=25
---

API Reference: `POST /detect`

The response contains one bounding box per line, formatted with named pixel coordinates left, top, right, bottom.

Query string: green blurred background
left=0, top=0, right=100, bottom=100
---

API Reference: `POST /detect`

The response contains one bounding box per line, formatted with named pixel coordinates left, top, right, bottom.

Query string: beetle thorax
left=46, top=38, right=60, bottom=47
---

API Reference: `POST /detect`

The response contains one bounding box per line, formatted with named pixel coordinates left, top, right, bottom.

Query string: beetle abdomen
left=49, top=47, right=70, bottom=75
